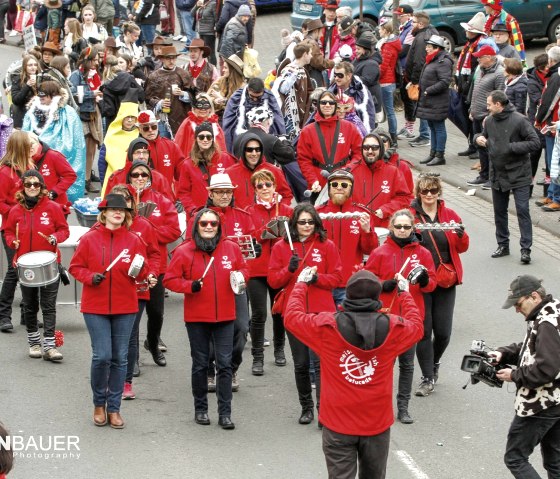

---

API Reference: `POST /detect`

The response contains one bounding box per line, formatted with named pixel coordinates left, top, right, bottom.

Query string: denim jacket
left=69, top=70, right=96, bottom=113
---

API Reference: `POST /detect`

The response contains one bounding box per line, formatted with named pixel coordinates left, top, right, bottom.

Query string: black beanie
left=195, top=122, right=214, bottom=137
left=346, top=271, right=382, bottom=300
left=22, top=169, right=46, bottom=186
left=128, top=160, right=152, bottom=183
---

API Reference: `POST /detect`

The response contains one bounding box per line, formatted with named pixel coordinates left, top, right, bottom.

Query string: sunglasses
left=24, top=182, right=42, bottom=189
left=319, top=100, right=337, bottom=106
left=199, top=220, right=219, bottom=227
left=330, top=181, right=350, bottom=189
left=362, top=144, right=380, bottom=151
left=213, top=190, right=233, bottom=196
left=296, top=219, right=315, bottom=225
left=515, top=295, right=530, bottom=309
left=194, top=102, right=211, bottom=109
left=420, top=188, right=440, bottom=196
left=245, top=147, right=262, bottom=153
left=197, top=134, right=213, bottom=141
left=393, top=224, right=413, bottom=230
left=130, top=172, right=150, bottom=179
left=333, top=72, right=346, bottom=79
left=248, top=92, right=263, bottom=101
left=255, top=181, right=273, bottom=189
left=141, top=124, right=158, bottom=132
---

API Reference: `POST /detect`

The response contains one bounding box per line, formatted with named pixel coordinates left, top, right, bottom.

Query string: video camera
left=460, top=340, right=505, bottom=388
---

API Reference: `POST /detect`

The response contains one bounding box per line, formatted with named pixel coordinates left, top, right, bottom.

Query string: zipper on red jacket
left=28, top=210, right=33, bottom=253
left=211, top=255, right=218, bottom=321
left=108, top=233, right=113, bottom=314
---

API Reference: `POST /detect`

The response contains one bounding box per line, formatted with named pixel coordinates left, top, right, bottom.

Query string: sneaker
left=181, top=36, right=188, bottom=42
left=43, top=348, right=63, bottom=361
left=409, top=136, right=430, bottom=147
left=9, top=30, right=19, bottom=37
left=173, top=34, right=183, bottom=41
left=398, top=130, right=416, bottom=140
left=158, top=337, right=167, bottom=352
left=208, top=376, right=216, bottom=393
left=481, top=181, right=492, bottom=190
left=263, top=337, right=270, bottom=347
left=232, top=372, right=240, bottom=392
left=0, top=320, right=13, bottom=332
left=466, top=176, right=487, bottom=186
left=415, top=377, right=435, bottom=397
left=521, top=249, right=531, bottom=265
left=122, top=382, right=136, bottom=400
left=29, top=345, right=42, bottom=358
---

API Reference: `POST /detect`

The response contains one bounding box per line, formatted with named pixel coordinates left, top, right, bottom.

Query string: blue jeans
left=186, top=321, right=234, bottom=417
left=419, top=118, right=430, bottom=140
left=545, top=135, right=560, bottom=203
left=139, top=24, right=156, bottom=50
left=381, top=84, right=397, bottom=135
left=178, top=10, right=195, bottom=47
left=84, top=313, right=136, bottom=413
left=126, top=300, right=146, bottom=383
left=332, top=287, right=346, bottom=307
left=427, top=119, right=447, bottom=152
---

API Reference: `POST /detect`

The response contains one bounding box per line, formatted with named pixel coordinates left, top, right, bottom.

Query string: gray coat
left=193, top=0, right=216, bottom=36
left=416, top=50, right=454, bottom=122
left=219, top=16, right=247, bottom=59
left=468, top=60, right=505, bottom=121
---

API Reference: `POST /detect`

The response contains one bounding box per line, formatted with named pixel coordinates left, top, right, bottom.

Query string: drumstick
left=104, top=249, right=127, bottom=273
left=284, top=220, right=294, bottom=252
left=200, top=257, right=214, bottom=280
left=275, top=192, right=279, bottom=218
left=38, top=231, right=49, bottom=241
left=15, top=223, right=19, bottom=242
left=136, top=189, right=140, bottom=205
left=397, top=256, right=411, bottom=277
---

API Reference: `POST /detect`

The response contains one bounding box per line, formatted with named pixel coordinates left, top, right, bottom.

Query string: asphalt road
left=0, top=11, right=556, bottom=478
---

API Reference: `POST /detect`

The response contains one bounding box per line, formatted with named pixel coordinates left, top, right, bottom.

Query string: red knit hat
left=481, top=0, right=502, bottom=11
left=473, top=45, right=498, bottom=57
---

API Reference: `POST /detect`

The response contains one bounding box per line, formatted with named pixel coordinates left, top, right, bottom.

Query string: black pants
left=146, top=274, right=165, bottom=352
left=416, top=286, right=456, bottom=379
left=322, top=426, right=391, bottom=479
left=400, top=83, right=417, bottom=122
left=530, top=129, right=545, bottom=178
left=397, top=345, right=415, bottom=412
left=200, top=33, right=217, bottom=66
left=126, top=300, right=146, bottom=383
left=287, top=330, right=320, bottom=412
left=21, top=280, right=59, bottom=337
left=0, top=232, right=19, bottom=324
left=247, top=276, right=285, bottom=361
left=473, top=118, right=490, bottom=180
left=492, top=185, right=532, bottom=252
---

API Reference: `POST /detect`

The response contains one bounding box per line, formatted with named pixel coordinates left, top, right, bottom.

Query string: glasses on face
left=420, top=188, right=440, bottom=196
left=213, top=190, right=233, bottom=196
left=24, top=182, right=42, bottom=189
left=141, top=124, right=158, bottom=132
left=134, top=149, right=149, bottom=156
left=393, top=224, right=412, bottom=230
left=330, top=181, right=350, bottom=189
left=245, top=147, right=262, bottom=153
left=515, top=295, right=531, bottom=309
left=319, top=100, right=337, bottom=106
left=130, top=172, right=150, bottom=179
left=197, top=134, right=213, bottom=141
left=248, top=91, right=263, bottom=102
left=333, top=72, right=345, bottom=79
left=199, top=220, right=219, bottom=228
left=255, top=181, right=273, bottom=189
left=297, top=219, right=315, bottom=226
left=362, top=144, right=380, bottom=151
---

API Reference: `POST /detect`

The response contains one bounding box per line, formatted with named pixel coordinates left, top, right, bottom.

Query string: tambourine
left=230, top=271, right=246, bottom=295
left=128, top=254, right=145, bottom=278
left=407, top=265, right=427, bottom=285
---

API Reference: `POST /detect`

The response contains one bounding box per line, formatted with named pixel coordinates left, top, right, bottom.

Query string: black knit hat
left=194, top=122, right=214, bottom=137
left=22, top=169, right=45, bottom=186
left=127, top=160, right=152, bottom=184
left=346, top=270, right=382, bottom=300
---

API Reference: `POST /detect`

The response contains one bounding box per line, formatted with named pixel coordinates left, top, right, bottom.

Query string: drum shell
left=17, top=251, right=59, bottom=287
left=230, top=271, right=246, bottom=295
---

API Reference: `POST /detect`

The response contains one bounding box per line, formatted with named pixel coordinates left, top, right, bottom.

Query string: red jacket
left=268, top=234, right=342, bottom=315
left=4, top=196, right=69, bottom=263
left=379, top=37, right=402, bottom=84
left=187, top=204, right=255, bottom=239
left=245, top=201, right=293, bottom=278
left=226, top=161, right=293, bottom=211
left=176, top=151, right=236, bottom=216
left=69, top=223, right=148, bottom=315
left=105, top=163, right=174, bottom=203
left=163, top=237, right=248, bottom=322
left=133, top=187, right=181, bottom=274
left=387, top=152, right=414, bottom=194
left=365, top=235, right=436, bottom=318
left=410, top=199, right=469, bottom=284
left=297, top=115, right=363, bottom=189
left=146, top=135, right=185, bottom=197
left=33, top=143, right=77, bottom=214
left=175, top=112, right=227, bottom=159
left=316, top=200, right=378, bottom=285
left=349, top=159, right=412, bottom=227
left=129, top=215, right=161, bottom=299
left=0, top=165, right=24, bottom=230
left=285, top=282, right=422, bottom=435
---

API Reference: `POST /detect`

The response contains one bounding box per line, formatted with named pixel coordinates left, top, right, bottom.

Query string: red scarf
left=425, top=50, right=439, bottom=64
left=189, top=59, right=206, bottom=79
left=536, top=69, right=548, bottom=87
left=484, top=11, right=501, bottom=34
left=456, top=35, right=482, bottom=76
left=187, top=110, right=219, bottom=125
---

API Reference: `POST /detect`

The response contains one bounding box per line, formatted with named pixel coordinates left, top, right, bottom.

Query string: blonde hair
left=66, top=18, right=84, bottom=43
left=0, top=131, right=33, bottom=175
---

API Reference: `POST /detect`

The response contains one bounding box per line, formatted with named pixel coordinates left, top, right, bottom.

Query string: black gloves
left=382, top=279, right=398, bottom=293
left=253, top=240, right=262, bottom=258
left=175, top=200, right=184, bottom=213
left=191, top=280, right=202, bottom=293
left=308, top=273, right=318, bottom=285
left=288, top=254, right=300, bottom=273
left=48, top=190, right=58, bottom=200
left=48, top=235, right=57, bottom=246
left=92, top=273, right=105, bottom=285
left=418, top=270, right=430, bottom=288
left=455, top=225, right=465, bottom=238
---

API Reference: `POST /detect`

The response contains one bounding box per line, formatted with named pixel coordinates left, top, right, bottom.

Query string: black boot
left=390, top=133, right=398, bottom=148
left=251, top=359, right=264, bottom=376
left=85, top=180, right=100, bottom=194
left=458, top=145, right=476, bottom=156
left=420, top=150, right=436, bottom=164
left=426, top=151, right=446, bottom=166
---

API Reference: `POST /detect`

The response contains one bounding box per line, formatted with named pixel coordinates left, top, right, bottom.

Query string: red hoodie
left=175, top=112, right=227, bottom=159
left=4, top=196, right=69, bottom=263
left=105, top=163, right=174, bottom=203
left=387, top=152, right=414, bottom=194
left=145, top=135, right=185, bottom=195
left=379, top=37, right=402, bottom=84
left=69, top=223, right=148, bottom=315
left=285, top=282, right=422, bottom=435
left=297, top=115, right=363, bottom=189
left=163, top=237, right=248, bottom=322
left=0, top=165, right=24, bottom=230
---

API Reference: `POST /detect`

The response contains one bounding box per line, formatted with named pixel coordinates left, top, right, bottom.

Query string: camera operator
left=489, top=275, right=560, bottom=478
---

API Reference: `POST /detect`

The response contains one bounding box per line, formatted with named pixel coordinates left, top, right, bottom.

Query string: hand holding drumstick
left=13, top=223, right=20, bottom=250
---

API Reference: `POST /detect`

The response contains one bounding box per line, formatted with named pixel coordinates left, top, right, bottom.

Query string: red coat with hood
left=175, top=111, right=227, bottom=159
left=69, top=223, right=148, bottom=315
left=144, top=134, right=185, bottom=196
left=379, top=36, right=402, bottom=84
left=0, top=165, right=25, bottom=231
left=348, top=159, right=412, bottom=227
left=268, top=234, right=343, bottom=315
left=316, top=200, right=378, bottom=285
left=387, top=152, right=414, bottom=194
left=365, top=233, right=436, bottom=318
left=297, top=114, right=363, bottom=189
left=5, top=196, right=69, bottom=263
left=187, top=203, right=255, bottom=240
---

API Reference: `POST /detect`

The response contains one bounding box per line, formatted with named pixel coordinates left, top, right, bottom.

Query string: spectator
left=132, top=0, right=160, bottom=49
left=304, top=18, right=335, bottom=88
left=491, top=23, right=520, bottom=60
left=116, top=21, right=143, bottom=61
left=207, top=54, right=246, bottom=120
left=176, top=0, right=197, bottom=53
left=353, top=32, right=382, bottom=128
left=88, top=0, right=115, bottom=37
left=218, top=4, right=251, bottom=60
left=482, top=0, right=525, bottom=62
left=504, top=57, right=527, bottom=114
left=80, top=5, right=109, bottom=44
left=63, top=18, right=88, bottom=70
left=330, top=16, right=356, bottom=61
left=10, top=55, right=41, bottom=129
left=526, top=53, right=548, bottom=182
left=320, top=0, right=339, bottom=60
left=193, top=0, right=217, bottom=65
left=182, top=38, right=219, bottom=93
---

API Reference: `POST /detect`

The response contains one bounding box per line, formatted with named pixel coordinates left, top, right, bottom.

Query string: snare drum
left=128, top=254, right=144, bottom=278
left=230, top=271, right=246, bottom=295
left=17, top=251, right=59, bottom=287
left=374, top=227, right=389, bottom=244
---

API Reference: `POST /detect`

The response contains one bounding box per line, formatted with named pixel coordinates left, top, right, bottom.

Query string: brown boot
left=93, top=406, right=107, bottom=426
left=108, top=412, right=125, bottom=429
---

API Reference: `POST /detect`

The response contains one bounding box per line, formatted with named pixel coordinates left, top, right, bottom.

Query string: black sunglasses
left=333, top=72, right=345, bottom=79
left=255, top=181, right=273, bottom=189
left=197, top=134, right=213, bottom=141
left=141, top=124, right=158, bottom=132
left=245, top=147, right=262, bottom=153
left=420, top=188, right=440, bottom=196
left=330, top=181, right=350, bottom=189
left=199, top=220, right=219, bottom=227
left=130, top=172, right=150, bottom=179
left=296, top=219, right=315, bottom=225
left=363, top=144, right=380, bottom=151
left=393, top=224, right=413, bottom=230
left=24, top=182, right=42, bottom=188
left=320, top=100, right=337, bottom=106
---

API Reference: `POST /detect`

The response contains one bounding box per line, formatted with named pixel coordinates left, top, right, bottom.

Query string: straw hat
left=206, top=173, right=238, bottom=190
left=460, top=12, right=487, bottom=35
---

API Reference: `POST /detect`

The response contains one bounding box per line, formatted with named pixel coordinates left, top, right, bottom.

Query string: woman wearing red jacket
left=365, top=209, right=436, bottom=425
left=176, top=122, right=235, bottom=217
left=410, top=174, right=469, bottom=398
left=69, top=194, right=148, bottom=429
left=268, top=203, right=342, bottom=426
left=245, top=169, right=293, bottom=375
left=126, top=161, right=181, bottom=368
left=0, top=131, right=34, bottom=333
left=4, top=171, right=69, bottom=361
left=163, top=208, right=248, bottom=430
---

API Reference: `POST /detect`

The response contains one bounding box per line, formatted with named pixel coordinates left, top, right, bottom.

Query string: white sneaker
left=29, top=345, right=42, bottom=358
left=9, top=30, right=19, bottom=37
left=181, top=36, right=188, bottom=42
left=173, top=34, right=183, bottom=41
left=43, top=348, right=63, bottom=361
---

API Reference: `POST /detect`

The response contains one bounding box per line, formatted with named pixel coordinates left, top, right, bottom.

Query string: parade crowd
left=0, top=0, right=560, bottom=476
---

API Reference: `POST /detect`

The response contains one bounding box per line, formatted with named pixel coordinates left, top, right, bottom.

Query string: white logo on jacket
left=163, top=154, right=171, bottom=167
left=121, top=249, right=131, bottom=263
left=221, top=255, right=232, bottom=270
left=40, top=212, right=50, bottom=225
left=311, top=248, right=322, bottom=263
left=41, top=165, right=51, bottom=177
left=349, top=219, right=360, bottom=235
left=338, top=133, right=346, bottom=144
left=339, top=350, right=378, bottom=385
left=381, top=180, right=390, bottom=194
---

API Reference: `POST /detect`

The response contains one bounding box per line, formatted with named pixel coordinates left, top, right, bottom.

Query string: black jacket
left=505, top=74, right=527, bottom=115
left=404, top=25, right=438, bottom=85
left=526, top=66, right=545, bottom=124
left=232, top=127, right=295, bottom=165
left=353, top=52, right=382, bottom=113
left=535, top=62, right=560, bottom=127
left=100, top=72, right=144, bottom=125
left=416, top=50, right=453, bottom=122
left=10, top=73, right=35, bottom=129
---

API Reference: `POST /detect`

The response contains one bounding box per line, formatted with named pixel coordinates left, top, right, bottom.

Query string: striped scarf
left=456, top=35, right=483, bottom=77
left=484, top=9, right=525, bottom=61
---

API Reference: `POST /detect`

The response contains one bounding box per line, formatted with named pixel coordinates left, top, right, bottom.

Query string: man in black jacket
left=475, top=90, right=540, bottom=264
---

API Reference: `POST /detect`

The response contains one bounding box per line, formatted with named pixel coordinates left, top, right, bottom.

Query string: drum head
left=17, top=251, right=57, bottom=267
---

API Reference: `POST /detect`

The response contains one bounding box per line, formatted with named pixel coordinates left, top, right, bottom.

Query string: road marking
left=394, top=450, right=430, bottom=479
